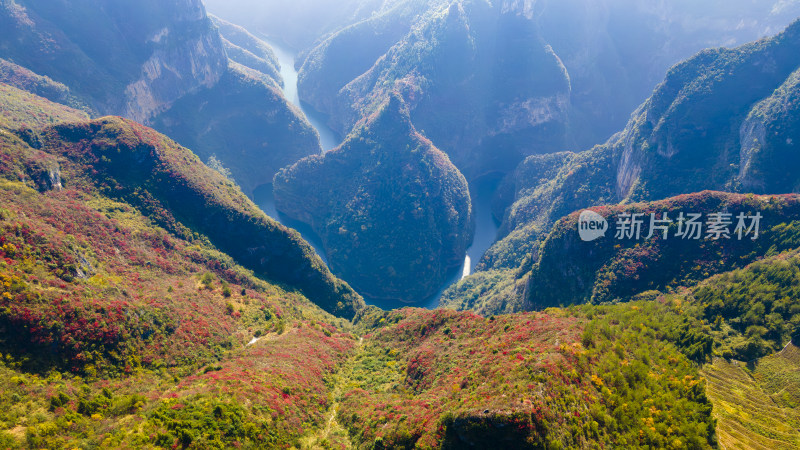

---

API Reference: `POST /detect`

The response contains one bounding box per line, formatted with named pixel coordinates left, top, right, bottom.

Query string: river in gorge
left=253, top=38, right=500, bottom=308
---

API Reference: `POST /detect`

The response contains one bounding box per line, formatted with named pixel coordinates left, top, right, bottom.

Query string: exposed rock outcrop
left=1, top=1, right=318, bottom=194
left=294, top=0, right=800, bottom=181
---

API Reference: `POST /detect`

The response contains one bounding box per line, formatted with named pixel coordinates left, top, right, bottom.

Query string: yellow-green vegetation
left=33, top=116, right=362, bottom=319
left=0, top=83, right=89, bottom=130
left=701, top=345, right=800, bottom=449
left=334, top=303, right=716, bottom=448
left=439, top=268, right=525, bottom=316
left=694, top=248, right=800, bottom=360
left=0, top=117, right=360, bottom=447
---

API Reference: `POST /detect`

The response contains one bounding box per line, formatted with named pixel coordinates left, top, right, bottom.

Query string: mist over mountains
left=1, top=0, right=800, bottom=448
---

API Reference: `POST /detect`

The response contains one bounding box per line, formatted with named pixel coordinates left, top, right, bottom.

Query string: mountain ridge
left=274, top=94, right=473, bottom=304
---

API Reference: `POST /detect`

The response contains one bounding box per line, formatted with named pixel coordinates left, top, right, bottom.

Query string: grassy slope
left=0, top=60, right=91, bottom=114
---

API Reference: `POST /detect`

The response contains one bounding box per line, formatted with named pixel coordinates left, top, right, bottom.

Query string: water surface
left=257, top=37, right=502, bottom=309
left=263, top=38, right=342, bottom=151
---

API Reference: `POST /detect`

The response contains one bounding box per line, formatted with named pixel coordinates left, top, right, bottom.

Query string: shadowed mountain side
left=0, top=1, right=322, bottom=199
left=274, top=95, right=473, bottom=304
left=34, top=116, right=363, bottom=319
left=150, top=65, right=322, bottom=196
left=439, top=20, right=800, bottom=316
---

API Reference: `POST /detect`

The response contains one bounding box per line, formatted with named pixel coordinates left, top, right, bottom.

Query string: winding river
left=255, top=39, right=500, bottom=308
left=264, top=38, right=341, bottom=151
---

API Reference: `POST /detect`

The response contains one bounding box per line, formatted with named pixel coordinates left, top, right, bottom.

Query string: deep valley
left=1, top=0, right=800, bottom=448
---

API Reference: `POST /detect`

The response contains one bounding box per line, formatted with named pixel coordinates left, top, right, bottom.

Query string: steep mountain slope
left=293, top=0, right=800, bottom=180
left=0, top=0, right=322, bottom=196
left=203, top=0, right=401, bottom=50
left=296, top=0, right=424, bottom=123
left=0, top=75, right=798, bottom=450
left=443, top=191, right=800, bottom=315
left=0, top=171, right=361, bottom=448
left=0, top=83, right=88, bottom=130
left=0, top=90, right=365, bottom=448
left=495, top=18, right=800, bottom=239
left=274, top=95, right=473, bottom=304
left=532, top=0, right=800, bottom=149
left=38, top=116, right=362, bottom=319
left=300, top=0, right=572, bottom=180
left=442, top=19, right=800, bottom=315
left=149, top=64, right=321, bottom=196
left=614, top=22, right=800, bottom=202
left=0, top=59, right=90, bottom=114
left=521, top=192, right=800, bottom=312
left=0, top=0, right=227, bottom=123
left=210, top=15, right=283, bottom=88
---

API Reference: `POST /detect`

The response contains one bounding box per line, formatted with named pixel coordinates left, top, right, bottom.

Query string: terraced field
left=701, top=344, right=800, bottom=449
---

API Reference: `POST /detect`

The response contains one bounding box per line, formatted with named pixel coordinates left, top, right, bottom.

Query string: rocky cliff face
left=615, top=19, right=800, bottom=202
left=298, top=0, right=572, bottom=180
left=737, top=67, right=800, bottom=193
left=445, top=19, right=800, bottom=315
left=291, top=0, right=800, bottom=182
left=210, top=15, right=283, bottom=88
left=1, top=0, right=323, bottom=195
left=489, top=19, right=800, bottom=257
left=274, top=95, right=473, bottom=304
left=120, top=2, right=227, bottom=123
left=203, top=0, right=402, bottom=50
left=530, top=0, right=800, bottom=148
left=0, top=0, right=227, bottom=122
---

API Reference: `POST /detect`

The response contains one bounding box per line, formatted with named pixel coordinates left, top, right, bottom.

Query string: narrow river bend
left=255, top=38, right=500, bottom=308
